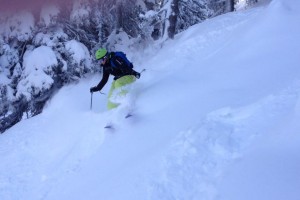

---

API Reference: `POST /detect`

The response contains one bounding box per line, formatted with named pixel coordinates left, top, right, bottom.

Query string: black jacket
left=93, top=52, right=138, bottom=92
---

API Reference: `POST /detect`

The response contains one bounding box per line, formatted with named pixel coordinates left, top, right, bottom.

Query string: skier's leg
left=107, top=80, right=119, bottom=110
left=107, top=75, right=136, bottom=110
left=114, top=75, right=136, bottom=95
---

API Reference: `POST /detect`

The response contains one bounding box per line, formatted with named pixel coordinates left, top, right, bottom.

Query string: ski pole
left=90, top=92, right=93, bottom=110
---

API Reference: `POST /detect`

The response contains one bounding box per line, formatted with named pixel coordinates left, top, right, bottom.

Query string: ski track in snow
left=149, top=81, right=300, bottom=200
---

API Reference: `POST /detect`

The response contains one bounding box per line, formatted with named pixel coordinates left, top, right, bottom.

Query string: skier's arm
left=92, top=70, right=110, bottom=92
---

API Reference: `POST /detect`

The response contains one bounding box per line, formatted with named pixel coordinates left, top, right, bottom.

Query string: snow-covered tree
left=0, top=4, right=94, bottom=133
left=177, top=0, right=212, bottom=33
left=246, top=0, right=258, bottom=6
left=209, top=0, right=234, bottom=16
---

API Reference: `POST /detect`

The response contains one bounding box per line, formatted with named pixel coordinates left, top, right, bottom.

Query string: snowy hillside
left=1, top=0, right=300, bottom=200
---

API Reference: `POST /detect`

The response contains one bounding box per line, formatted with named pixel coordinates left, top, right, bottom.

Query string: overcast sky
left=0, top=0, right=74, bottom=12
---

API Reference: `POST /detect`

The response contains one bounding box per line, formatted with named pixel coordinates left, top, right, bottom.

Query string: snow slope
left=1, top=0, right=300, bottom=199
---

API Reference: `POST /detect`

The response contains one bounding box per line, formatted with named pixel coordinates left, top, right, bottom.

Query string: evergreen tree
left=177, top=0, right=212, bottom=33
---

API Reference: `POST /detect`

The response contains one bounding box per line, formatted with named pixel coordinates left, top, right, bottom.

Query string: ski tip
left=104, top=125, right=114, bottom=129
left=125, top=114, right=133, bottom=119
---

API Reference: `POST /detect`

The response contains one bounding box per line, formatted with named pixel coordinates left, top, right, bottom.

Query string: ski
left=104, top=125, right=113, bottom=129
left=104, top=122, right=114, bottom=129
left=125, top=113, right=133, bottom=118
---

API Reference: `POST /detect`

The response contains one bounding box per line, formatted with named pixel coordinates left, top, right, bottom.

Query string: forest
left=0, top=0, right=258, bottom=133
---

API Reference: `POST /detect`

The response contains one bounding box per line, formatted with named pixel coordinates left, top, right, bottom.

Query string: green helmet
left=95, top=48, right=108, bottom=60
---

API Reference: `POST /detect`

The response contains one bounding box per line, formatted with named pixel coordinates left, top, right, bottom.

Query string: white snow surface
left=1, top=0, right=300, bottom=199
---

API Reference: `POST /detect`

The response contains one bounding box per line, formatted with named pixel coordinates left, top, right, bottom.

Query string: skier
left=90, top=48, right=141, bottom=110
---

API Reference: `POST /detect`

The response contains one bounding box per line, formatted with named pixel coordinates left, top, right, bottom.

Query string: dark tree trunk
left=168, top=0, right=179, bottom=39
left=229, top=0, right=235, bottom=12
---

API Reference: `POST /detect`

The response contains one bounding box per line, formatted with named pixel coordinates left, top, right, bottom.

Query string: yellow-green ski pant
left=107, top=75, right=136, bottom=110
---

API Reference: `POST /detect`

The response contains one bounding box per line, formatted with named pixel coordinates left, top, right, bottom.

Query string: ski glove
left=134, top=72, right=141, bottom=79
left=90, top=87, right=97, bottom=93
